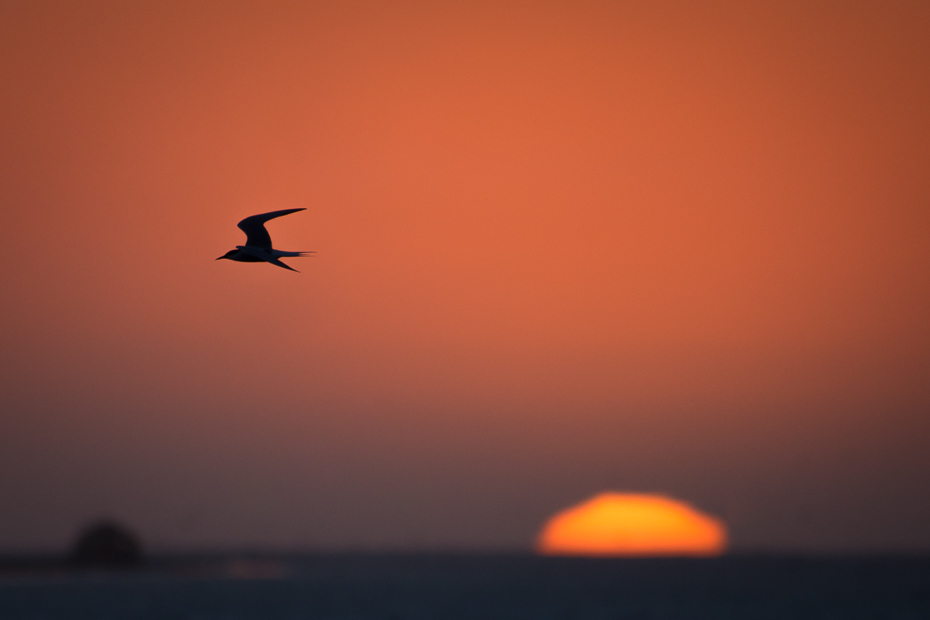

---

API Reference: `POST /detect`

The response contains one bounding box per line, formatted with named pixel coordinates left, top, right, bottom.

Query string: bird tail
left=272, top=250, right=315, bottom=258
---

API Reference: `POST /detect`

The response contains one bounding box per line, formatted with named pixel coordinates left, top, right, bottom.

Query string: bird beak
left=216, top=256, right=225, bottom=260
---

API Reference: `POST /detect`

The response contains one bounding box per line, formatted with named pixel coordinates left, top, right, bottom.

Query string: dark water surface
left=1, top=554, right=928, bottom=619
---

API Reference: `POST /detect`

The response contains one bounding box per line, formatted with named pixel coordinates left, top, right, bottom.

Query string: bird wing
left=268, top=257, right=299, bottom=272
left=237, top=208, right=306, bottom=250
left=235, top=245, right=300, bottom=272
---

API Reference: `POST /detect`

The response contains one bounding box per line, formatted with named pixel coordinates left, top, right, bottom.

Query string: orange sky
left=1, top=0, right=928, bottom=552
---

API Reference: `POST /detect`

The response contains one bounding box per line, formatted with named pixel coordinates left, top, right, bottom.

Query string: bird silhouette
left=217, top=208, right=313, bottom=272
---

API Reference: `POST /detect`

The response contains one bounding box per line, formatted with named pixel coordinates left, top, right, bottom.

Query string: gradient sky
left=1, top=0, right=928, bottom=553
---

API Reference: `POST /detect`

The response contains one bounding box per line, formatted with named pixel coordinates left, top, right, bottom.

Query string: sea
left=1, top=554, right=928, bottom=619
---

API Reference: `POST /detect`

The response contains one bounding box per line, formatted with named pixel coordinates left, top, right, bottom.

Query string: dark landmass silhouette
left=71, top=520, right=143, bottom=568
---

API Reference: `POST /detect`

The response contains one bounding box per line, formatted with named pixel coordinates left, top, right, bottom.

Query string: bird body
left=217, top=208, right=313, bottom=272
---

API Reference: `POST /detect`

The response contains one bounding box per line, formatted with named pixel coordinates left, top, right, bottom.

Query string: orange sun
left=536, top=492, right=728, bottom=557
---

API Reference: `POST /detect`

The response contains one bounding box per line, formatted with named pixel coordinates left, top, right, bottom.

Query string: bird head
left=216, top=249, right=239, bottom=260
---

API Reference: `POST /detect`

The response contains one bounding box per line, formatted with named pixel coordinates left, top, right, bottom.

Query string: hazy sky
left=1, top=0, right=928, bottom=553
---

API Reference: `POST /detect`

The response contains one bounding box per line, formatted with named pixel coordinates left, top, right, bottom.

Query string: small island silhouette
left=71, top=520, right=143, bottom=568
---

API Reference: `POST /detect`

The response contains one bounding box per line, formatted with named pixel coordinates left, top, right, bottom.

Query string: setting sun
left=537, top=493, right=728, bottom=557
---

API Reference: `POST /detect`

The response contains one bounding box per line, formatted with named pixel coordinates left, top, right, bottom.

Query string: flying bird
left=217, top=208, right=313, bottom=272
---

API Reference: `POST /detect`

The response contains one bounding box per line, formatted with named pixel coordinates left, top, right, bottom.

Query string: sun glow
left=536, top=492, right=728, bottom=557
